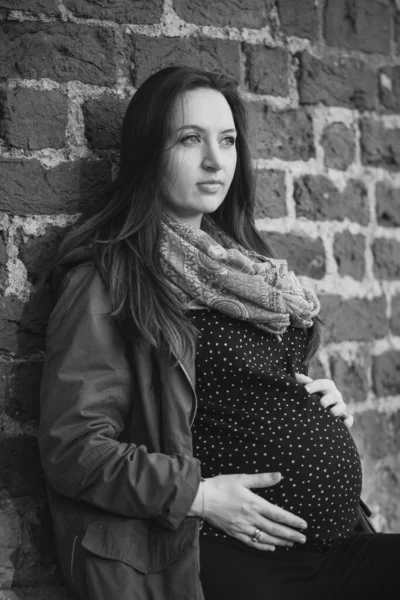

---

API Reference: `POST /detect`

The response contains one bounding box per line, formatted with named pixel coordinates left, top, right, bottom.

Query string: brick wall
left=0, top=0, right=400, bottom=597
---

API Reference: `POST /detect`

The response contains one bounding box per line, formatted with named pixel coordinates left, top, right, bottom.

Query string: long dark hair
left=56, top=65, right=320, bottom=362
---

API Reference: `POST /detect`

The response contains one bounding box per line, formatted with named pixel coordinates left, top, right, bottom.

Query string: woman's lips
left=197, top=182, right=223, bottom=193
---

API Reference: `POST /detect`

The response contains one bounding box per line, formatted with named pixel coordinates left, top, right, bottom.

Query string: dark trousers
left=200, top=533, right=400, bottom=600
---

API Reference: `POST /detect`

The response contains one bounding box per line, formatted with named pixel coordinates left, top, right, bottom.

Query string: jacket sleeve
left=38, top=264, right=201, bottom=530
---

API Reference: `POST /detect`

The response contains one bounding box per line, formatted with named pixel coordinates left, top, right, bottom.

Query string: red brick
left=0, top=436, right=43, bottom=497
left=244, top=45, right=289, bottom=96
left=391, top=295, right=400, bottom=336
left=65, top=0, right=163, bottom=23
left=297, top=51, right=377, bottom=111
left=0, top=88, right=67, bottom=151
left=9, top=361, right=44, bottom=421
left=19, top=227, right=64, bottom=283
left=330, top=354, right=370, bottom=403
left=333, top=231, right=366, bottom=281
left=294, top=176, right=369, bottom=225
left=83, top=97, right=129, bottom=150
left=360, top=119, right=400, bottom=171
left=352, top=410, right=392, bottom=460
left=307, top=358, right=326, bottom=380
left=129, top=35, right=241, bottom=87
left=373, top=350, right=400, bottom=396
left=324, top=0, right=391, bottom=55
left=376, top=182, right=400, bottom=228
left=0, top=296, right=24, bottom=353
left=260, top=231, right=325, bottom=279
left=320, top=122, right=355, bottom=170
left=0, top=295, right=48, bottom=356
left=0, top=0, right=58, bottom=13
left=396, top=9, right=400, bottom=54
left=0, top=159, right=112, bottom=215
left=276, top=0, right=318, bottom=40
left=247, top=104, right=314, bottom=161
left=379, top=66, right=400, bottom=113
left=320, top=295, right=388, bottom=343
left=254, top=169, right=287, bottom=218
left=0, top=22, right=117, bottom=86
left=373, top=239, right=400, bottom=280
left=173, top=0, right=273, bottom=28
left=0, top=230, right=7, bottom=292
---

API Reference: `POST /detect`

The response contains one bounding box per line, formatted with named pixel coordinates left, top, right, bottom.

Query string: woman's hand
left=190, top=472, right=308, bottom=552
left=295, top=373, right=354, bottom=428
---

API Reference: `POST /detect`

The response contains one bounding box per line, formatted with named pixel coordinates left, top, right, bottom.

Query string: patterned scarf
left=160, top=215, right=320, bottom=337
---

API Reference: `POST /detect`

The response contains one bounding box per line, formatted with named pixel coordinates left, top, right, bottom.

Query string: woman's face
left=161, top=87, right=238, bottom=228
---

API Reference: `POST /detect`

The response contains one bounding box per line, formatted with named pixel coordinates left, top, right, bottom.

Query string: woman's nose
left=202, top=144, right=222, bottom=170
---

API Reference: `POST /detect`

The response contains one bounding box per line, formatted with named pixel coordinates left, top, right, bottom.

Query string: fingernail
left=298, top=536, right=306, bottom=543
left=299, top=521, right=308, bottom=529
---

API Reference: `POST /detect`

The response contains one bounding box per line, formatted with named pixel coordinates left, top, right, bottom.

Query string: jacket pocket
left=81, top=516, right=199, bottom=574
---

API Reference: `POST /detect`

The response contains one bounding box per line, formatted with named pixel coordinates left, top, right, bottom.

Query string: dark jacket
left=39, top=258, right=375, bottom=600
left=38, top=261, right=204, bottom=600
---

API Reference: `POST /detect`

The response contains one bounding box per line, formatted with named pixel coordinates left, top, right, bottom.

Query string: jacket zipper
left=177, top=358, right=198, bottom=427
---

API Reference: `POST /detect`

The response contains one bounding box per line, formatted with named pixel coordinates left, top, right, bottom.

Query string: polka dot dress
left=189, top=309, right=363, bottom=552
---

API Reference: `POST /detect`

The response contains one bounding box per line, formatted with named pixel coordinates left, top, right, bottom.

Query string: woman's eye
left=221, top=136, right=236, bottom=146
left=181, top=134, right=200, bottom=144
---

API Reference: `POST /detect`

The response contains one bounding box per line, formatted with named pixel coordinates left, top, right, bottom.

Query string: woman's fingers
left=296, top=373, right=353, bottom=427
left=294, top=373, right=313, bottom=385
left=257, top=497, right=308, bottom=532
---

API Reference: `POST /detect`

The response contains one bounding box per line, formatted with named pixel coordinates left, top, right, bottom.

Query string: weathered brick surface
left=0, top=586, right=71, bottom=600
left=4, top=361, right=44, bottom=422
left=276, top=0, right=318, bottom=40
left=173, top=0, right=273, bottom=28
left=392, top=295, right=400, bottom=335
left=19, top=228, right=64, bottom=284
left=0, top=1, right=58, bottom=14
left=360, top=119, right=400, bottom=171
left=0, top=436, right=43, bottom=497
left=297, top=51, right=377, bottom=111
left=294, top=176, right=369, bottom=224
left=0, top=23, right=117, bottom=86
left=330, top=354, right=370, bottom=403
left=254, top=169, right=287, bottom=218
left=373, top=350, right=400, bottom=396
left=0, top=510, right=21, bottom=588
left=320, top=295, right=388, bottom=343
left=307, top=357, right=326, bottom=380
left=379, top=66, right=400, bottom=113
left=376, top=182, right=400, bottom=228
left=0, top=231, right=7, bottom=292
left=333, top=231, right=366, bottom=281
left=129, top=35, right=241, bottom=87
left=0, top=88, right=67, bottom=151
left=396, top=9, right=400, bottom=54
left=65, top=0, right=163, bottom=24
left=0, top=296, right=47, bottom=356
left=373, top=238, right=400, bottom=279
left=320, top=122, right=355, bottom=170
left=83, top=97, right=129, bottom=150
left=260, top=231, right=325, bottom=279
left=0, top=159, right=112, bottom=215
left=352, top=410, right=392, bottom=460
left=247, top=104, right=314, bottom=160
left=244, top=45, right=289, bottom=96
left=324, top=0, right=391, bottom=55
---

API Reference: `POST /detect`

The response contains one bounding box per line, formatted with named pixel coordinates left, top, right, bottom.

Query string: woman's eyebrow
left=176, top=124, right=237, bottom=134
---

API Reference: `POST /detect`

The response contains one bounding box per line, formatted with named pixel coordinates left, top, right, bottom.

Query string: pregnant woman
left=39, top=66, right=400, bottom=600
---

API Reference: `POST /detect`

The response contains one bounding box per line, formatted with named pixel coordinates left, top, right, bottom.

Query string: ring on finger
left=250, top=527, right=263, bottom=543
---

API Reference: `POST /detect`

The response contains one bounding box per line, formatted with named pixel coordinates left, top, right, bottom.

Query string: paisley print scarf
left=160, top=215, right=320, bottom=337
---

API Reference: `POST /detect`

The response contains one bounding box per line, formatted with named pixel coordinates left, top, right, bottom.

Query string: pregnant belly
left=195, top=394, right=363, bottom=551
left=255, top=398, right=363, bottom=550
